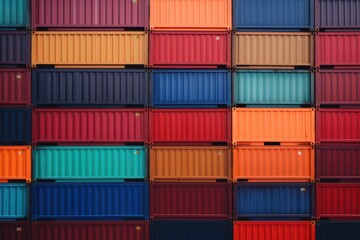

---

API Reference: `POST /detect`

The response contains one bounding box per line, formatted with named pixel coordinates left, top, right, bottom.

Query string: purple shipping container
left=0, top=32, right=30, bottom=66
left=0, top=222, right=28, bottom=240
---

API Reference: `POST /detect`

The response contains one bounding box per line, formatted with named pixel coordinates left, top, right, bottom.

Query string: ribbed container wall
left=0, top=108, right=31, bottom=144
left=0, top=69, right=31, bottom=106
left=0, top=32, right=30, bottom=66
left=0, top=146, right=31, bottom=182
left=0, top=184, right=28, bottom=219
left=316, top=221, right=360, bottom=240
left=0, top=0, right=29, bottom=28
left=0, top=222, right=28, bottom=240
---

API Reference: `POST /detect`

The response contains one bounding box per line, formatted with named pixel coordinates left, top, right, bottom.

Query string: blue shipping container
left=0, top=108, right=31, bottom=144
left=0, top=0, right=29, bottom=28
left=235, top=183, right=314, bottom=219
left=151, top=70, right=231, bottom=107
left=233, top=0, right=314, bottom=30
left=0, top=183, right=28, bottom=219
left=0, top=32, right=30, bottom=65
left=31, top=182, right=149, bottom=220
left=317, top=221, right=360, bottom=240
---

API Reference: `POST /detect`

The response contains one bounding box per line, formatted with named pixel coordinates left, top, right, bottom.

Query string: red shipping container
left=149, top=109, right=231, bottom=145
left=0, top=222, right=28, bottom=240
left=317, top=183, right=360, bottom=220
left=32, top=109, right=148, bottom=144
left=0, top=69, right=31, bottom=106
left=150, top=183, right=232, bottom=220
left=149, top=31, right=231, bottom=68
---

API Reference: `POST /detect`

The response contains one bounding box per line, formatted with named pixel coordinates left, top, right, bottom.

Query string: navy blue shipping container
left=31, top=183, right=149, bottom=220
left=151, top=221, right=232, bottom=240
left=150, top=70, right=231, bottom=107
left=0, top=108, right=31, bottom=144
left=234, top=183, right=314, bottom=219
left=0, top=32, right=30, bottom=66
left=317, top=221, right=360, bottom=240
left=233, top=0, right=314, bottom=30
left=32, top=69, right=149, bottom=106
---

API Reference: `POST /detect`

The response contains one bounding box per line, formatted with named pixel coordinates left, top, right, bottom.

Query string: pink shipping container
left=0, top=69, right=31, bottom=106
left=32, top=109, right=148, bottom=144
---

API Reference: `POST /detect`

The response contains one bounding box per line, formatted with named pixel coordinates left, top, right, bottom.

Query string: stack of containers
left=232, top=1, right=315, bottom=239
left=149, top=1, right=232, bottom=240
left=30, top=1, right=149, bottom=239
left=315, top=1, right=360, bottom=239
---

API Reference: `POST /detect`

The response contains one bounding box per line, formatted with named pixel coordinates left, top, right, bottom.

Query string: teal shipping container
left=233, top=70, right=314, bottom=107
left=0, top=0, right=29, bottom=28
left=33, top=146, right=147, bottom=181
left=0, top=183, right=27, bottom=219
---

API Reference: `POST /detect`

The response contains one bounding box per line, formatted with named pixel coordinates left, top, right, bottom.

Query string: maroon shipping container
left=0, top=69, right=31, bottom=106
left=32, top=221, right=149, bottom=240
left=150, top=183, right=232, bottom=220
left=0, top=222, right=28, bottom=240
left=32, top=0, right=149, bottom=29
left=149, top=109, right=231, bottom=145
left=316, top=145, right=360, bottom=182
left=316, top=70, right=360, bottom=107
left=316, top=109, right=360, bottom=144
left=32, top=109, right=148, bottom=144
left=316, top=183, right=360, bottom=220
left=149, top=31, right=231, bottom=68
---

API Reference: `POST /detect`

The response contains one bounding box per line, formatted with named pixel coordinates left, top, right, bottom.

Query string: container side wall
left=0, top=146, right=31, bottom=182
left=0, top=0, right=29, bottom=27
left=0, top=32, right=30, bottom=65
left=0, top=184, right=27, bottom=219
left=316, top=221, right=360, bottom=240
left=0, top=222, right=28, bottom=240
left=0, top=109, right=31, bottom=144
left=0, top=69, right=31, bottom=106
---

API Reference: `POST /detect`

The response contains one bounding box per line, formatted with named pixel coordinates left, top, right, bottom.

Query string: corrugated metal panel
left=32, top=109, right=148, bottom=144
left=33, top=146, right=147, bottom=181
left=0, top=184, right=27, bottom=219
left=32, top=69, right=149, bottom=106
left=316, top=32, right=360, bottom=67
left=150, top=183, right=232, bottom=220
left=32, top=0, right=149, bottom=29
left=0, top=69, right=31, bottom=106
left=316, top=109, right=360, bottom=144
left=149, top=146, right=231, bottom=182
left=32, top=31, right=148, bottom=67
left=0, top=0, right=29, bottom=28
left=0, top=146, right=31, bottom=182
left=0, top=32, right=30, bottom=66
left=317, top=221, right=360, bottom=240
left=234, top=221, right=315, bottom=240
left=316, top=70, right=360, bottom=106
left=233, top=32, right=313, bottom=68
left=233, top=146, right=315, bottom=182
left=150, top=0, right=231, bottom=30
left=233, top=0, right=313, bottom=30
left=151, top=70, right=231, bottom=107
left=234, top=70, right=314, bottom=106
left=0, top=108, right=31, bottom=145
left=31, top=182, right=149, bottom=220
left=235, top=183, right=314, bottom=219
left=232, top=108, right=315, bottom=145
left=149, top=109, right=231, bottom=144
left=316, top=183, right=360, bottom=220
left=0, top=222, right=28, bottom=240
left=316, top=145, right=360, bottom=181
left=150, top=31, right=231, bottom=68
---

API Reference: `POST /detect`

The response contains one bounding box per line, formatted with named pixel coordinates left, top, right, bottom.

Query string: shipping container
left=316, top=145, right=360, bottom=181
left=234, top=221, right=315, bottom=240
left=316, top=109, right=360, bottom=144
left=0, top=146, right=31, bottom=182
left=32, top=69, right=149, bottom=107
left=150, top=146, right=231, bottom=182
left=233, top=32, right=313, bottom=68
left=32, top=0, right=149, bottom=29
left=316, top=70, right=360, bottom=106
left=0, top=108, right=31, bottom=145
left=151, top=70, right=231, bottom=107
left=233, top=0, right=313, bottom=30
left=33, top=221, right=149, bottom=240
left=317, top=221, right=360, bottom=240
left=232, top=108, right=315, bottom=145
left=33, top=146, right=147, bottom=181
left=316, top=183, right=360, bottom=220
left=150, top=0, right=231, bottom=30
left=149, top=109, right=231, bottom=145
left=32, top=109, right=148, bottom=144
left=316, top=32, right=360, bottom=68
left=233, top=146, right=315, bottom=182
left=31, top=182, right=149, bottom=220
left=234, top=70, right=314, bottom=106
left=32, top=31, right=148, bottom=68
left=150, top=31, right=231, bottom=68
left=0, top=0, right=29, bottom=28
left=315, top=0, right=360, bottom=30
left=0, top=32, right=30, bottom=66
left=150, top=183, right=232, bottom=220
left=0, top=222, right=28, bottom=240
left=0, top=183, right=27, bottom=219
left=0, top=69, right=31, bottom=106
left=234, top=183, right=314, bottom=219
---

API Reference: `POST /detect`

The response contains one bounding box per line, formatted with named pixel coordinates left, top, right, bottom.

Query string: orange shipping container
left=150, top=0, right=232, bottom=30
left=150, top=146, right=231, bottom=182
left=233, top=146, right=315, bottom=182
left=0, top=146, right=31, bottom=182
left=32, top=31, right=148, bottom=68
